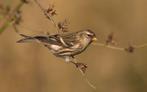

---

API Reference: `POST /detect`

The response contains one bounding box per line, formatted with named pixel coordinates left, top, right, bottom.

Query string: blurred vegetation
left=0, top=0, right=147, bottom=92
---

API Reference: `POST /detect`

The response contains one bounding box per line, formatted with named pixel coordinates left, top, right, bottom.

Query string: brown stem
left=34, top=0, right=61, bottom=34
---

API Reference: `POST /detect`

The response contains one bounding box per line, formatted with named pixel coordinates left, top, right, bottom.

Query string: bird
left=17, top=29, right=97, bottom=63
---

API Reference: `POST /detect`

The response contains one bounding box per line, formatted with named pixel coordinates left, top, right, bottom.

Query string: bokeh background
left=0, top=0, right=147, bottom=92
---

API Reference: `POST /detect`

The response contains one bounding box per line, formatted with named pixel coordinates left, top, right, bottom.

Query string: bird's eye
left=87, top=34, right=92, bottom=37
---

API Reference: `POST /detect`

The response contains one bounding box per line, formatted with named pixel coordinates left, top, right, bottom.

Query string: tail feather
left=17, top=34, right=35, bottom=43
left=17, top=38, right=35, bottom=43
left=19, top=34, right=31, bottom=38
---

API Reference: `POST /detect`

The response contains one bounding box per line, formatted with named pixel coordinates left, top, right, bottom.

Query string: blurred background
left=0, top=0, right=147, bottom=92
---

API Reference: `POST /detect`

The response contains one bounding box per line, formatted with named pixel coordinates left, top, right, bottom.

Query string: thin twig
left=0, top=0, right=27, bottom=34
left=134, top=43, right=147, bottom=49
left=71, top=60, right=96, bottom=89
left=93, top=41, right=147, bottom=53
left=93, top=42, right=124, bottom=51
left=0, top=21, right=11, bottom=34
left=34, top=0, right=61, bottom=34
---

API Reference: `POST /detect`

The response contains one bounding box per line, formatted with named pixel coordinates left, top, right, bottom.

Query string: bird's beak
left=92, top=37, right=97, bottom=41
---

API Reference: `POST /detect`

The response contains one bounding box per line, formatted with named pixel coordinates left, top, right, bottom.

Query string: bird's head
left=78, top=29, right=97, bottom=42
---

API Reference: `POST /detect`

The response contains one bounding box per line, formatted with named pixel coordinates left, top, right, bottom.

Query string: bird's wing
left=59, top=32, right=78, bottom=46
left=37, top=32, right=78, bottom=47
left=17, top=31, right=79, bottom=47
left=34, top=35, right=64, bottom=46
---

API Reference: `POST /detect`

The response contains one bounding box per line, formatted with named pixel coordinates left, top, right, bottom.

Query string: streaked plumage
left=17, top=29, right=97, bottom=62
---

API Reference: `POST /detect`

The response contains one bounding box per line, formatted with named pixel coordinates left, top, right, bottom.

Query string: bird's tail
left=17, top=34, right=35, bottom=43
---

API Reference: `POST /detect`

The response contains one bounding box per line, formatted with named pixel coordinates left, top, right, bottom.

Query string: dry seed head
left=58, top=19, right=69, bottom=32
left=106, top=32, right=114, bottom=45
left=13, top=10, right=22, bottom=25
left=45, top=4, right=57, bottom=17
left=21, top=0, right=29, bottom=4
left=125, top=45, right=135, bottom=53
left=75, top=63, right=88, bottom=74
